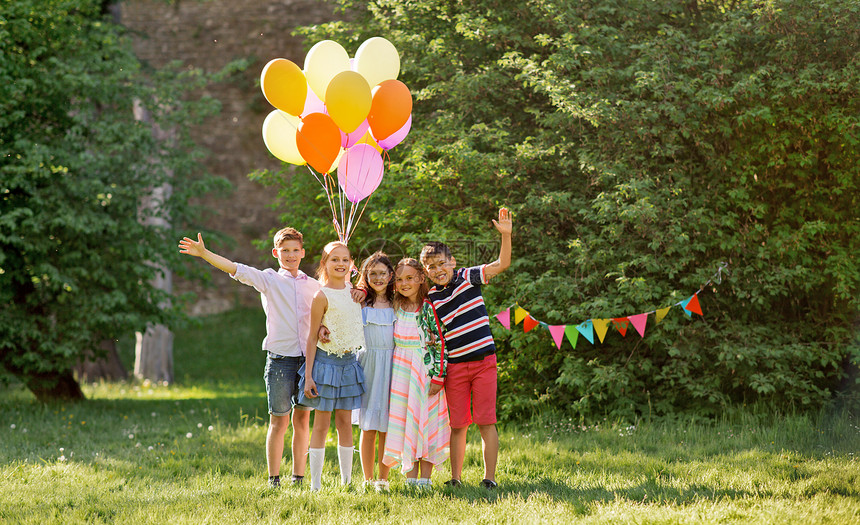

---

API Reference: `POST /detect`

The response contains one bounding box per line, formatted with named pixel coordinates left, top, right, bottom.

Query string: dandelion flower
left=128, top=434, right=134, bottom=439
left=208, top=426, right=214, bottom=432
left=186, top=432, right=193, bottom=439
left=11, top=424, right=16, bottom=429
left=197, top=423, right=203, bottom=428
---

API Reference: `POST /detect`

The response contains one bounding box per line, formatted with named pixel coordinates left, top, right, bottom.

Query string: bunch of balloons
left=260, top=37, right=412, bottom=243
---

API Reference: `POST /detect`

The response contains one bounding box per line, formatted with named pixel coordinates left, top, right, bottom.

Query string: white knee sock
left=337, top=445, right=353, bottom=485
left=309, top=448, right=325, bottom=491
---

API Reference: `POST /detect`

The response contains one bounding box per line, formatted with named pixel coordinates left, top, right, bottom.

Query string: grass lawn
left=1, top=308, right=858, bottom=524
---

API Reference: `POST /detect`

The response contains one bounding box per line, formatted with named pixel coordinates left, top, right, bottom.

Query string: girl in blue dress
left=353, top=251, right=396, bottom=491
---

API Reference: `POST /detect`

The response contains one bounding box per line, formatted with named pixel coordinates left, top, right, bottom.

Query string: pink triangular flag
left=495, top=308, right=511, bottom=329
left=548, top=325, right=566, bottom=349
left=628, top=313, right=648, bottom=338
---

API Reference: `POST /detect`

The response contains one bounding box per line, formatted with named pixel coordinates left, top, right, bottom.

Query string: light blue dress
left=352, top=306, right=395, bottom=432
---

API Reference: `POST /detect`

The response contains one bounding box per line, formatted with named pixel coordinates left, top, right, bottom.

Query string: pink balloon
left=337, top=144, right=384, bottom=203
left=341, top=120, right=369, bottom=148
left=377, top=114, right=411, bottom=150
left=301, top=84, right=326, bottom=117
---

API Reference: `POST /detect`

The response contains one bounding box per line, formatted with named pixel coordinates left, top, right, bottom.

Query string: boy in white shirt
left=180, top=227, right=318, bottom=487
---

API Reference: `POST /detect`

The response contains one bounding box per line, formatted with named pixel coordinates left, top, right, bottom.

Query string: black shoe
left=291, top=475, right=304, bottom=486
left=480, top=479, right=497, bottom=489
left=444, top=479, right=462, bottom=487
left=268, top=476, right=281, bottom=488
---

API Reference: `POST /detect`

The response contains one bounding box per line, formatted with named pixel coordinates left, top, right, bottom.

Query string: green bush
left=258, top=0, right=860, bottom=419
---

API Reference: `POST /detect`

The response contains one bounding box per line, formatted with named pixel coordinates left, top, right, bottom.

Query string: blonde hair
left=357, top=251, right=395, bottom=307
left=316, top=241, right=351, bottom=285
left=393, top=258, right=428, bottom=311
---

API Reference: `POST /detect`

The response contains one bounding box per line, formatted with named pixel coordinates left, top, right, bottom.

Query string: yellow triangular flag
left=592, top=318, right=611, bottom=343
left=655, top=307, right=671, bottom=323
left=514, top=307, right=528, bottom=325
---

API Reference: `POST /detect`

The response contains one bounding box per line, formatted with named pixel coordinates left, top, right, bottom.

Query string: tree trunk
left=74, top=339, right=129, bottom=383
left=132, top=97, right=176, bottom=384
left=3, top=361, right=85, bottom=402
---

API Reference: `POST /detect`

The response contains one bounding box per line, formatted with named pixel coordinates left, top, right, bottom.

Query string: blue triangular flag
left=576, top=320, right=595, bottom=345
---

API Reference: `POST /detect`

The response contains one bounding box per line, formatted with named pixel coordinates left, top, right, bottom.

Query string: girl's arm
left=303, top=291, right=328, bottom=398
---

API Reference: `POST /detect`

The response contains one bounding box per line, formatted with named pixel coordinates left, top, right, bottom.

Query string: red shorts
left=445, top=354, right=497, bottom=428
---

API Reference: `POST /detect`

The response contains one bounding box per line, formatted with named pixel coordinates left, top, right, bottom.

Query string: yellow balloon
left=304, top=40, right=351, bottom=101
left=260, top=58, right=307, bottom=116
left=262, top=110, right=306, bottom=165
left=326, top=71, right=371, bottom=133
left=355, top=130, right=383, bottom=153
left=354, top=37, right=400, bottom=87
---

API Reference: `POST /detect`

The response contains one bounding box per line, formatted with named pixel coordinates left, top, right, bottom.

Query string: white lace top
left=318, top=286, right=366, bottom=357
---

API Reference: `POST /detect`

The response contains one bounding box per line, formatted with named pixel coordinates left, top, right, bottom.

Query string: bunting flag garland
left=549, top=325, right=566, bottom=348
left=593, top=318, right=611, bottom=343
left=685, top=294, right=703, bottom=316
left=628, top=313, right=648, bottom=338
left=655, top=307, right=672, bottom=323
left=495, top=308, right=511, bottom=329
left=576, top=320, right=595, bottom=345
left=496, top=263, right=729, bottom=350
left=564, top=325, right=580, bottom=349
left=611, top=317, right=630, bottom=337
left=514, top=306, right=528, bottom=325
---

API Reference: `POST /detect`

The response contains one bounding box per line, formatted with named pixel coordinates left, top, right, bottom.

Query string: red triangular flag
left=495, top=308, right=511, bottom=329
left=611, top=317, right=630, bottom=337
left=523, top=315, right=539, bottom=333
left=685, top=294, right=703, bottom=316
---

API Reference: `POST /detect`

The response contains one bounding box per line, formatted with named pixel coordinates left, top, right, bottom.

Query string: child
left=353, top=252, right=396, bottom=491
left=178, top=228, right=317, bottom=488
left=420, top=207, right=512, bottom=489
left=382, top=258, right=450, bottom=489
left=299, top=241, right=367, bottom=491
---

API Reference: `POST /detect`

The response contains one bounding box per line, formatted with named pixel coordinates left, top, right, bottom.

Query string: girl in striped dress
left=382, top=258, right=450, bottom=489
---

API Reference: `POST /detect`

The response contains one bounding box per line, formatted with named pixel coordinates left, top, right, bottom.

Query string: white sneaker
left=375, top=479, right=390, bottom=492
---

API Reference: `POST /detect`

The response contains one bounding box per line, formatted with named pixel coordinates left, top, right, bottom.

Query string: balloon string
left=349, top=194, right=372, bottom=242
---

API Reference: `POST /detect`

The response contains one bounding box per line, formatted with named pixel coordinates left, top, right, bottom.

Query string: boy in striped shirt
left=420, top=208, right=512, bottom=489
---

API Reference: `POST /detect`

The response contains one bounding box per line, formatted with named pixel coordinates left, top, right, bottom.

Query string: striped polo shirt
left=427, top=265, right=496, bottom=363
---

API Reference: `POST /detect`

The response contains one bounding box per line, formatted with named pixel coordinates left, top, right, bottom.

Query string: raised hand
left=491, top=207, right=512, bottom=235
left=178, top=233, right=206, bottom=258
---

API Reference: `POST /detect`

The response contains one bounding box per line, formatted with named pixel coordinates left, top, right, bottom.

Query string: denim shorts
left=264, top=352, right=311, bottom=416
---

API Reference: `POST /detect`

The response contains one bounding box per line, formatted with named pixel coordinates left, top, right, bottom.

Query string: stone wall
left=120, top=0, right=341, bottom=314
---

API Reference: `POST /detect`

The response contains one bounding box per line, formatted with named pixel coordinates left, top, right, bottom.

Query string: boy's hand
left=429, top=383, right=443, bottom=397
left=350, top=288, right=367, bottom=304
left=304, top=377, right=318, bottom=398
left=492, top=207, right=512, bottom=235
left=179, top=233, right=207, bottom=257
left=318, top=325, right=331, bottom=344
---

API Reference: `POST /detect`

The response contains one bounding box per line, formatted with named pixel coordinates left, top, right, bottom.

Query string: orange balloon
left=367, top=79, right=412, bottom=141
left=261, top=59, right=307, bottom=116
left=296, top=113, right=342, bottom=173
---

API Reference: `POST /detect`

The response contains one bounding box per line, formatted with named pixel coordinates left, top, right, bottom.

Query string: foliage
left=1, top=309, right=858, bottom=523
left=0, top=0, right=230, bottom=399
left=257, top=0, right=860, bottom=419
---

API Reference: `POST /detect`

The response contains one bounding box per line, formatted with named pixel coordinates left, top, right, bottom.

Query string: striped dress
left=382, top=307, right=450, bottom=473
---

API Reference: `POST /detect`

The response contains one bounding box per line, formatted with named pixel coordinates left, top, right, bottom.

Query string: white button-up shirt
left=232, top=263, right=320, bottom=357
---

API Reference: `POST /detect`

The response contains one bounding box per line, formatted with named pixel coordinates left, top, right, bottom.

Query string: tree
left=0, top=0, right=226, bottom=400
left=260, top=0, right=860, bottom=418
